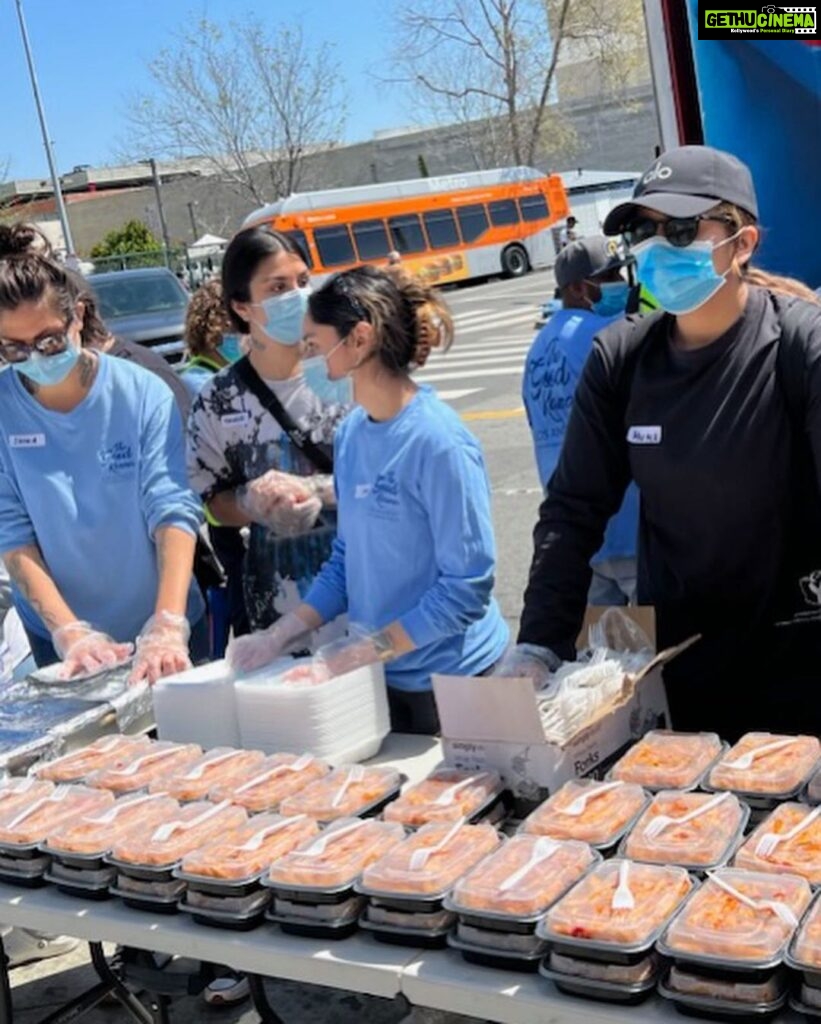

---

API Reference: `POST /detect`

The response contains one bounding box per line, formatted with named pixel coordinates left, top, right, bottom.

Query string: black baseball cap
left=554, top=237, right=627, bottom=289
left=603, top=145, right=758, bottom=236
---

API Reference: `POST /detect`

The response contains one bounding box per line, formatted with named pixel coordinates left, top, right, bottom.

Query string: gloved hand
left=227, top=611, right=312, bottom=673
left=494, top=643, right=561, bottom=691
left=314, top=626, right=393, bottom=680
left=129, top=611, right=191, bottom=686
left=237, top=470, right=323, bottom=536
left=52, top=621, right=133, bottom=680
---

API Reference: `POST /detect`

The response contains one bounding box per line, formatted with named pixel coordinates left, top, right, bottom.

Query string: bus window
left=388, top=214, right=427, bottom=254
left=284, top=229, right=313, bottom=267
left=517, top=194, right=549, bottom=222
left=352, top=219, right=390, bottom=261
left=423, top=209, right=460, bottom=249
left=456, top=204, right=490, bottom=243
left=489, top=199, right=520, bottom=227
left=313, top=225, right=356, bottom=267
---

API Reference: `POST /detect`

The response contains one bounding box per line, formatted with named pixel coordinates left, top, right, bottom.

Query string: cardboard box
left=433, top=608, right=692, bottom=804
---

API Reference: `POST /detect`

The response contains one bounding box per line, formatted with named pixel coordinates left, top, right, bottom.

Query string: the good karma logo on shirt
left=98, top=441, right=136, bottom=477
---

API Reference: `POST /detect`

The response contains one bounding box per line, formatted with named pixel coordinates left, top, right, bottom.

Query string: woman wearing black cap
left=502, top=145, right=821, bottom=740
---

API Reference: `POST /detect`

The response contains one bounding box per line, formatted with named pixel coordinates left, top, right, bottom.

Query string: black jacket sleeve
left=518, top=320, right=647, bottom=659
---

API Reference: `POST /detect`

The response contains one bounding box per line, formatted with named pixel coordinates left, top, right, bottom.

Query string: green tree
left=90, top=220, right=162, bottom=259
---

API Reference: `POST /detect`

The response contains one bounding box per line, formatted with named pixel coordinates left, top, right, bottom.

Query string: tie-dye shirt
left=186, top=362, right=350, bottom=632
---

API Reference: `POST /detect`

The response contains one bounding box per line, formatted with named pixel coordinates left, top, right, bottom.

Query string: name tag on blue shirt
left=9, top=434, right=46, bottom=449
left=627, top=425, right=662, bottom=445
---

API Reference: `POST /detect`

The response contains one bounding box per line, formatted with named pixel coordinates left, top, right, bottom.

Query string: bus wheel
left=501, top=244, right=529, bottom=278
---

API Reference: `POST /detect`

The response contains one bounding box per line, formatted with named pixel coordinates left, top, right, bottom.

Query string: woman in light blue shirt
left=228, top=266, right=509, bottom=733
left=0, top=223, right=205, bottom=683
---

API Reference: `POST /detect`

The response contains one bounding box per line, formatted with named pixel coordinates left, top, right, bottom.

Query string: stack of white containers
left=152, top=658, right=391, bottom=764
left=234, top=659, right=391, bottom=763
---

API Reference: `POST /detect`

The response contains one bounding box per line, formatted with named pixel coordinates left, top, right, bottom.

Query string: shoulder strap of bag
left=234, top=356, right=333, bottom=474
left=774, top=292, right=821, bottom=429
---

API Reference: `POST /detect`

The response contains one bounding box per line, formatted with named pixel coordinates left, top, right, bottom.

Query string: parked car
left=88, top=267, right=189, bottom=362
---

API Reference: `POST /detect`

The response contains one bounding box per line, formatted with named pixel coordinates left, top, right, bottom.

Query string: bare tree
left=389, top=0, right=646, bottom=169
left=0, top=156, right=10, bottom=183
left=121, top=17, right=347, bottom=206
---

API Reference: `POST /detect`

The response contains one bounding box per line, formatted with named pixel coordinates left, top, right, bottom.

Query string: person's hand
left=227, top=611, right=311, bottom=674
left=237, top=471, right=323, bottom=536
left=494, top=643, right=561, bottom=691
left=314, top=627, right=391, bottom=679
left=129, top=611, right=191, bottom=686
left=52, top=622, right=133, bottom=680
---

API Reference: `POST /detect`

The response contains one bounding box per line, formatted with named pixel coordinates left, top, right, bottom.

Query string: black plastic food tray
left=657, top=978, right=788, bottom=1020
left=446, top=933, right=543, bottom=973
left=267, top=908, right=359, bottom=941
left=358, top=913, right=450, bottom=949
left=538, top=961, right=658, bottom=1005
left=178, top=899, right=265, bottom=932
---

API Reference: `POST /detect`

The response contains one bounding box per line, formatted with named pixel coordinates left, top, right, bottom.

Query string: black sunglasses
left=624, top=213, right=735, bottom=250
left=0, top=325, right=72, bottom=364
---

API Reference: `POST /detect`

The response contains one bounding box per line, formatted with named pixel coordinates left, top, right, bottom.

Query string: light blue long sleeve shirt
left=0, top=355, right=204, bottom=641
left=305, top=386, right=509, bottom=692
left=522, top=308, right=639, bottom=563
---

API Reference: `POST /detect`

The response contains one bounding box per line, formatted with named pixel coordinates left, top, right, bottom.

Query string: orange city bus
left=241, top=167, right=569, bottom=287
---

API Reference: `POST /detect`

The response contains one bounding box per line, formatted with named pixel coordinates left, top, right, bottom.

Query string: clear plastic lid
left=0, top=778, right=55, bottom=820
left=611, top=731, right=724, bottom=791
left=149, top=747, right=266, bottom=802
left=267, top=817, right=406, bottom=891
left=209, top=752, right=330, bottom=813
left=87, top=742, right=203, bottom=794
left=708, top=733, right=821, bottom=797
left=360, top=821, right=501, bottom=897
left=791, top=894, right=821, bottom=968
left=181, top=813, right=318, bottom=881
left=734, top=803, right=821, bottom=885
left=111, top=800, right=247, bottom=867
left=521, top=779, right=648, bottom=848
left=47, top=793, right=179, bottom=856
left=625, top=790, right=747, bottom=868
left=662, top=867, right=812, bottom=966
left=278, top=764, right=401, bottom=821
left=543, top=859, right=693, bottom=950
left=0, top=785, right=115, bottom=846
left=35, top=736, right=151, bottom=783
left=808, top=766, right=821, bottom=805
left=383, top=769, right=503, bottom=827
left=450, top=835, right=596, bottom=919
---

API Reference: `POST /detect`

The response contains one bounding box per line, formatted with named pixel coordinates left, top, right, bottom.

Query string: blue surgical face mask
left=217, top=334, right=244, bottom=363
left=631, top=234, right=738, bottom=315
left=13, top=343, right=80, bottom=387
left=302, top=353, right=354, bottom=407
left=254, top=286, right=311, bottom=346
left=589, top=280, right=630, bottom=318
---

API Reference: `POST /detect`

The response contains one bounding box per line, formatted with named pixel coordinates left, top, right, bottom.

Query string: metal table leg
left=247, top=973, right=288, bottom=1024
left=89, top=941, right=155, bottom=1024
left=0, top=936, right=13, bottom=1024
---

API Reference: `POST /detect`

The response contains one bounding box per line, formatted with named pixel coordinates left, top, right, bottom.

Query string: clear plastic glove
left=494, top=643, right=561, bottom=691
left=52, top=621, right=133, bottom=680
left=314, top=626, right=390, bottom=680
left=227, top=611, right=311, bottom=674
left=129, top=611, right=191, bottom=686
left=237, top=470, right=323, bottom=536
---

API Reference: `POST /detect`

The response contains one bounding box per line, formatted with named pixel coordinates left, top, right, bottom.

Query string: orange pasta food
left=611, top=731, right=723, bottom=791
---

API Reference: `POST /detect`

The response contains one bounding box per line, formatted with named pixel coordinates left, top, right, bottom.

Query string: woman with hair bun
left=228, top=265, right=508, bottom=735
left=0, top=223, right=206, bottom=682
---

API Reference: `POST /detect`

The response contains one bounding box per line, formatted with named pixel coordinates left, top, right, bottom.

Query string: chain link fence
left=87, top=246, right=226, bottom=290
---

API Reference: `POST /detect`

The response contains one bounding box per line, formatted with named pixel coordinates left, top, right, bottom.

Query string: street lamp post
left=186, top=201, right=199, bottom=241
left=147, top=158, right=172, bottom=266
left=14, top=0, right=76, bottom=256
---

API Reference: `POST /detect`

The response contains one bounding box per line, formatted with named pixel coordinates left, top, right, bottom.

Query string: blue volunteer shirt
left=0, top=355, right=204, bottom=641
left=305, top=386, right=509, bottom=692
left=523, top=308, right=639, bottom=563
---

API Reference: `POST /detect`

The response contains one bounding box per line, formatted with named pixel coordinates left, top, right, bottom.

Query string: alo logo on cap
left=642, top=163, right=673, bottom=185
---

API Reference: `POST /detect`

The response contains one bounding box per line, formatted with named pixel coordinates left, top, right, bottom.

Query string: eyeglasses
left=0, top=326, right=72, bottom=365
left=624, top=214, right=736, bottom=249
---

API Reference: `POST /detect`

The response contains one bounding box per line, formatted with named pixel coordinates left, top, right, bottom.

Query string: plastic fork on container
left=559, top=781, right=624, bottom=817
left=181, top=750, right=242, bottom=781
left=611, top=860, right=635, bottom=911
left=755, top=806, right=821, bottom=860
left=409, top=818, right=465, bottom=871
left=642, top=791, right=731, bottom=841
left=433, top=775, right=484, bottom=807
left=151, top=800, right=232, bottom=843
left=705, top=870, right=799, bottom=928
left=499, top=837, right=559, bottom=892
left=239, top=815, right=308, bottom=852
left=234, top=754, right=314, bottom=795
left=330, top=765, right=365, bottom=809
left=107, top=747, right=186, bottom=778
left=720, top=737, right=799, bottom=772
left=302, top=819, right=367, bottom=858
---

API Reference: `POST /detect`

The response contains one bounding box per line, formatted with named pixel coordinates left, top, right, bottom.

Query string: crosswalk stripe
left=437, top=388, right=482, bottom=401
left=416, top=365, right=524, bottom=384
left=455, top=312, right=537, bottom=336
left=422, top=349, right=529, bottom=371
left=451, top=308, right=493, bottom=323
left=431, top=337, right=534, bottom=358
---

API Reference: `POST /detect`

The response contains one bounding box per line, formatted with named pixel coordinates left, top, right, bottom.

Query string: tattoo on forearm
left=5, top=551, right=61, bottom=632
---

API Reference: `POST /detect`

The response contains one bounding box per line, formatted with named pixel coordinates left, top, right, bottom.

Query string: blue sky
left=3, top=0, right=408, bottom=179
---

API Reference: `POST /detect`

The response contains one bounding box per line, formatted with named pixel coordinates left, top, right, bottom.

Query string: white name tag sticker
left=9, top=434, right=46, bottom=449
left=220, top=412, right=251, bottom=427
left=627, top=425, right=662, bottom=445
left=355, top=484, right=372, bottom=499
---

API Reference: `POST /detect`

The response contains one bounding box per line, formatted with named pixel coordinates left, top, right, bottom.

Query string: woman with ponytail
left=0, top=224, right=206, bottom=683
left=227, top=265, right=508, bottom=734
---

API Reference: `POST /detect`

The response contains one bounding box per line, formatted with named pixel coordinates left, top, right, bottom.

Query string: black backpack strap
left=234, top=356, right=333, bottom=474
left=774, top=292, right=821, bottom=429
